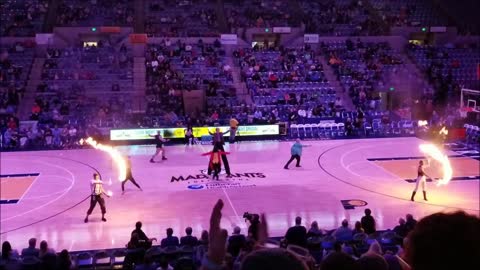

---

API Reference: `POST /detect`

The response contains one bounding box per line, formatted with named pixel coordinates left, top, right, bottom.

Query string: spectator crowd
left=1, top=202, right=479, bottom=270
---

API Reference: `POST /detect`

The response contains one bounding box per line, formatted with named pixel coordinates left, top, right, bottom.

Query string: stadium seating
left=0, top=0, right=48, bottom=36
left=56, top=0, right=134, bottom=27
left=145, top=0, right=219, bottom=37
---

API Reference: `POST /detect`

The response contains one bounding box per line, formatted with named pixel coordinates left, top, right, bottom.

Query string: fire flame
left=418, top=120, right=428, bottom=127
left=419, top=144, right=453, bottom=186
left=80, top=137, right=126, bottom=181
left=439, top=126, right=448, bottom=136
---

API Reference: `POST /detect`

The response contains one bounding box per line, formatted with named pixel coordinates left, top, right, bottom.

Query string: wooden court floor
left=1, top=137, right=478, bottom=251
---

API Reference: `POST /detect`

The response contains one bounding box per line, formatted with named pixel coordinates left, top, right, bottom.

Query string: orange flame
left=419, top=143, right=453, bottom=186
left=80, top=137, right=126, bottom=182
left=439, top=126, right=448, bottom=136
left=418, top=120, right=428, bottom=127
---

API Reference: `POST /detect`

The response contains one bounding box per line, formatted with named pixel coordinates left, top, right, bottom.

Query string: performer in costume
left=284, top=139, right=311, bottom=169
left=149, top=131, right=169, bottom=162
left=229, top=117, right=239, bottom=144
left=122, top=156, right=142, bottom=194
left=185, top=125, right=195, bottom=145
left=410, top=160, right=432, bottom=201
left=208, top=128, right=231, bottom=176
left=84, top=173, right=110, bottom=223
left=202, top=145, right=230, bottom=180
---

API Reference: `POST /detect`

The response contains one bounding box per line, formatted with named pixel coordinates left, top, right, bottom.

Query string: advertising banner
left=110, top=125, right=279, bottom=140
left=304, top=34, right=319, bottom=43
left=220, top=34, right=238, bottom=45
left=273, top=27, right=291, bottom=33
left=35, top=33, right=54, bottom=45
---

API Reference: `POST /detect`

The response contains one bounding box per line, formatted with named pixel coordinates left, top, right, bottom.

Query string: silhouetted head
left=28, top=238, right=36, bottom=248
left=1, top=241, right=12, bottom=260
left=405, top=211, right=480, bottom=270
left=240, top=248, right=308, bottom=270
left=295, top=216, right=302, bottom=225
left=355, top=221, right=362, bottom=231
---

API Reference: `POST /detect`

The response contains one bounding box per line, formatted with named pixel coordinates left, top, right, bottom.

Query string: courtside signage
left=110, top=125, right=279, bottom=140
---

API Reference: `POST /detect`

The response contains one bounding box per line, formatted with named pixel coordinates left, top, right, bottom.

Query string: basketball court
left=1, top=137, right=478, bottom=251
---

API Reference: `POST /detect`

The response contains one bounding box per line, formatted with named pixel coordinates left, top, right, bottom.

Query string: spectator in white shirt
left=298, top=108, right=307, bottom=118
left=254, top=110, right=263, bottom=120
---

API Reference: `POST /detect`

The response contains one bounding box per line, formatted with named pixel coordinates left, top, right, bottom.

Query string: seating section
left=224, top=0, right=297, bottom=29
left=0, top=0, right=48, bottom=36
left=288, top=111, right=416, bottom=139
left=0, top=43, right=35, bottom=115
left=464, top=124, right=480, bottom=150
left=371, top=0, right=448, bottom=27
left=56, top=0, right=134, bottom=26
left=300, top=0, right=384, bottom=36
left=145, top=0, right=219, bottom=37
left=408, top=44, right=480, bottom=92
left=0, top=43, right=35, bottom=149
left=34, top=44, right=133, bottom=128
left=323, top=40, right=404, bottom=110
left=145, top=41, right=234, bottom=126
left=239, top=48, right=338, bottom=122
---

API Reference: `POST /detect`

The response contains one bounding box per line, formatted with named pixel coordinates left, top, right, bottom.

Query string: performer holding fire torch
left=411, top=160, right=432, bottom=201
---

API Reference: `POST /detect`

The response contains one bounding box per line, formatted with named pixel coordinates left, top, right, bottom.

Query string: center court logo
left=170, top=172, right=266, bottom=183
left=187, top=184, right=205, bottom=190
left=172, top=171, right=267, bottom=190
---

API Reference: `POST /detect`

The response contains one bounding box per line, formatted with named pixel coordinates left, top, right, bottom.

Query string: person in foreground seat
left=160, top=228, right=179, bottom=248
left=405, top=211, right=480, bottom=270
left=285, top=216, right=308, bottom=247
left=180, top=227, right=199, bottom=247
left=132, top=221, right=157, bottom=249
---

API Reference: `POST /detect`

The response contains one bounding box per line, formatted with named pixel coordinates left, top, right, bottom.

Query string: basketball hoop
left=460, top=88, right=479, bottom=117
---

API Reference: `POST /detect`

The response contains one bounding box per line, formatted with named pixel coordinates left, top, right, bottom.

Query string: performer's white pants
left=413, top=176, right=427, bottom=192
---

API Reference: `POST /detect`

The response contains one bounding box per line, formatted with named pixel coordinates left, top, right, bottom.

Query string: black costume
left=208, top=130, right=231, bottom=176
left=122, top=158, right=142, bottom=193
left=185, top=126, right=195, bottom=145
left=154, top=135, right=164, bottom=148
left=150, top=134, right=167, bottom=162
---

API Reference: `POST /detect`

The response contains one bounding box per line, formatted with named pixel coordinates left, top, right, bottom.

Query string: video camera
left=243, top=212, right=260, bottom=223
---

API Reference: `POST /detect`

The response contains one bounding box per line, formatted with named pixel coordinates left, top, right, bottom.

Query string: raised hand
left=207, top=199, right=228, bottom=265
